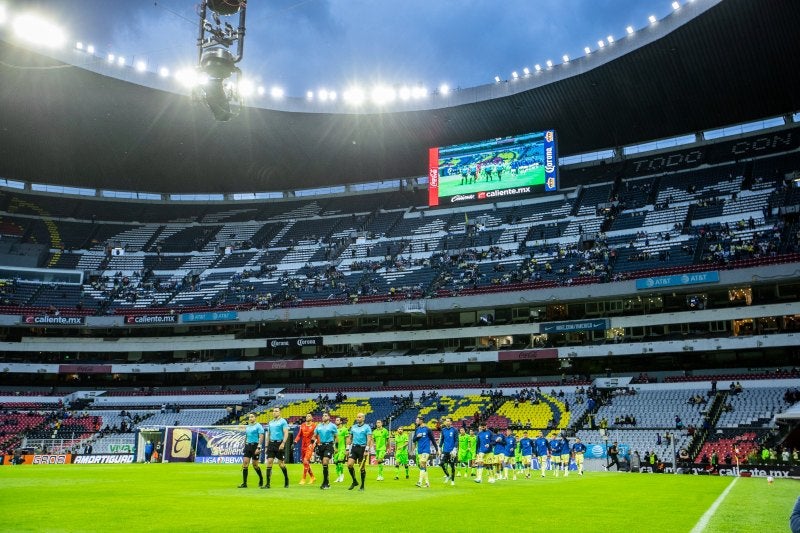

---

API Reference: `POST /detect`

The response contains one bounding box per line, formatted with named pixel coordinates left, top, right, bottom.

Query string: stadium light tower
left=196, top=0, right=248, bottom=121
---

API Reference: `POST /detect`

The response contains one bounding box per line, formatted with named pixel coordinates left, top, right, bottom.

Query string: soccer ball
left=766, top=476, right=774, bottom=484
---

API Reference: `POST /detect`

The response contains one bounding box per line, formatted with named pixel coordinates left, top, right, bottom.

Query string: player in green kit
left=468, top=428, right=478, bottom=476
left=372, top=419, right=390, bottom=480
left=333, top=416, right=349, bottom=483
left=456, top=426, right=473, bottom=478
left=393, top=427, right=410, bottom=480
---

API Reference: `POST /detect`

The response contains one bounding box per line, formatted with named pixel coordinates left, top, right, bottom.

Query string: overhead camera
left=195, top=0, right=248, bottom=121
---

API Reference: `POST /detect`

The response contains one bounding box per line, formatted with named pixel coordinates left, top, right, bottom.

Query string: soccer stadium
left=1, top=0, right=800, bottom=531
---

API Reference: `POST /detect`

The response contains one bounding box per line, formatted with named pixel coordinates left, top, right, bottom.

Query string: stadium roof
left=0, top=0, right=798, bottom=194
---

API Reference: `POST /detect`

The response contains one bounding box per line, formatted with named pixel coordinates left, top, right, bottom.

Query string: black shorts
left=267, top=441, right=285, bottom=460
left=243, top=442, right=260, bottom=460
left=350, top=445, right=367, bottom=463
left=317, top=442, right=334, bottom=459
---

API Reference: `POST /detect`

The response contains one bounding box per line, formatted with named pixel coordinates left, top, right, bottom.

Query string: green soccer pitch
left=0, top=464, right=796, bottom=532
left=436, top=166, right=546, bottom=199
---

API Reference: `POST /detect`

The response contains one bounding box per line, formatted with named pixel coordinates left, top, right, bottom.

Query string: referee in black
left=239, top=413, right=265, bottom=488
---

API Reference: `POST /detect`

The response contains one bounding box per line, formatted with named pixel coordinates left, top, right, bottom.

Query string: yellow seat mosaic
left=329, top=398, right=372, bottom=425
left=251, top=399, right=318, bottom=424
left=415, top=395, right=494, bottom=429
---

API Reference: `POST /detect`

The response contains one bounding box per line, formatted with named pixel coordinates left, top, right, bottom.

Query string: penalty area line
left=689, top=476, right=738, bottom=533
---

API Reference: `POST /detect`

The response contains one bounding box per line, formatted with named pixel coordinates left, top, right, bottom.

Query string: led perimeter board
left=428, top=129, right=558, bottom=207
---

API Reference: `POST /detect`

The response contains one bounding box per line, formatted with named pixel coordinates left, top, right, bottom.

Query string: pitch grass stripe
left=689, top=477, right=738, bottom=533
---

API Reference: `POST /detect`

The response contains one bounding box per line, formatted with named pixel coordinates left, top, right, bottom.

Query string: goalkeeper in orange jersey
left=294, top=413, right=317, bottom=484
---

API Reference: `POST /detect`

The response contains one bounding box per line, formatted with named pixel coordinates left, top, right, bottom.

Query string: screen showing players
left=428, top=129, right=558, bottom=207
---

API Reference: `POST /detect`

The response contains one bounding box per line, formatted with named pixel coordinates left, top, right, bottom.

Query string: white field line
left=689, top=477, right=738, bottom=533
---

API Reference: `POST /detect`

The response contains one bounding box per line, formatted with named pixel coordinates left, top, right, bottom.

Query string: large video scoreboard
left=428, top=129, right=558, bottom=207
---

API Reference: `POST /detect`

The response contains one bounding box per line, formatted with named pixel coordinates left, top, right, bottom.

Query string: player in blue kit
left=491, top=430, right=506, bottom=482
left=559, top=435, right=571, bottom=476
left=474, top=422, right=493, bottom=483
left=263, top=406, right=289, bottom=489
left=313, top=412, right=338, bottom=489
left=238, top=413, right=265, bottom=488
left=346, top=412, right=373, bottom=491
left=503, top=428, right=517, bottom=480
left=518, top=431, right=534, bottom=479
left=413, top=416, right=439, bottom=488
left=549, top=436, right=562, bottom=477
left=534, top=432, right=550, bottom=478
left=572, top=437, right=587, bottom=476
left=438, top=417, right=459, bottom=486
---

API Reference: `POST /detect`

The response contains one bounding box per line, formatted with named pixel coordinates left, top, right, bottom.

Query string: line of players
left=240, top=409, right=588, bottom=490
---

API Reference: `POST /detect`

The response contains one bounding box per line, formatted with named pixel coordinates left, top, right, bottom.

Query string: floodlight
left=159, top=66, right=170, bottom=77
left=584, top=46, right=591, bottom=55
left=562, top=54, right=569, bottom=63
left=135, top=60, right=147, bottom=72
left=270, top=86, right=284, bottom=99
left=546, top=60, right=553, bottom=68
left=597, top=40, right=605, bottom=48
left=86, top=44, right=94, bottom=54
left=522, top=67, right=530, bottom=76
left=494, top=76, right=501, bottom=83
left=511, top=71, right=519, bottom=79
left=257, top=86, right=265, bottom=95
left=534, top=64, right=541, bottom=72
left=75, top=41, right=83, bottom=50
left=318, top=89, right=329, bottom=101
left=626, top=26, right=634, bottom=35
left=306, top=91, right=314, bottom=99
left=344, top=87, right=365, bottom=105
left=649, top=15, right=657, bottom=24
left=439, top=84, right=450, bottom=95
left=107, top=53, right=115, bottom=63
left=117, top=56, right=125, bottom=66
left=399, top=86, right=411, bottom=100
left=328, top=91, right=337, bottom=101
left=672, top=1, right=680, bottom=10
left=12, top=13, right=66, bottom=48
left=606, top=35, right=614, bottom=44
left=412, top=86, right=427, bottom=99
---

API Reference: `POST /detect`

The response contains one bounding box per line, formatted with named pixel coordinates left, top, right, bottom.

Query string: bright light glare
left=328, top=91, right=337, bottom=101
left=672, top=1, right=680, bottom=10
left=13, top=13, right=66, bottom=48
left=87, top=44, right=95, bottom=54
left=159, top=67, right=169, bottom=77
left=107, top=53, right=115, bottom=63
left=649, top=14, right=657, bottom=24
left=534, top=64, right=542, bottom=72
left=257, top=86, right=265, bottom=96
left=562, top=54, right=570, bottom=63
left=584, top=46, right=591, bottom=55
left=626, top=26, right=634, bottom=35
left=117, top=56, right=125, bottom=66
left=522, top=67, right=530, bottom=76
left=175, top=68, right=200, bottom=88
left=270, top=86, right=284, bottom=98
left=135, top=60, right=147, bottom=72
left=343, top=87, right=365, bottom=105
left=0, top=5, right=7, bottom=25
left=306, top=91, right=314, bottom=99
left=597, top=40, right=605, bottom=48
left=494, top=76, right=501, bottom=83
left=399, top=86, right=411, bottom=100
left=75, top=41, right=83, bottom=50
left=546, top=60, right=553, bottom=68
left=606, top=35, right=614, bottom=44
left=238, top=79, right=255, bottom=96
left=439, top=84, right=450, bottom=95
left=371, top=85, right=395, bottom=105
left=318, top=89, right=329, bottom=101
